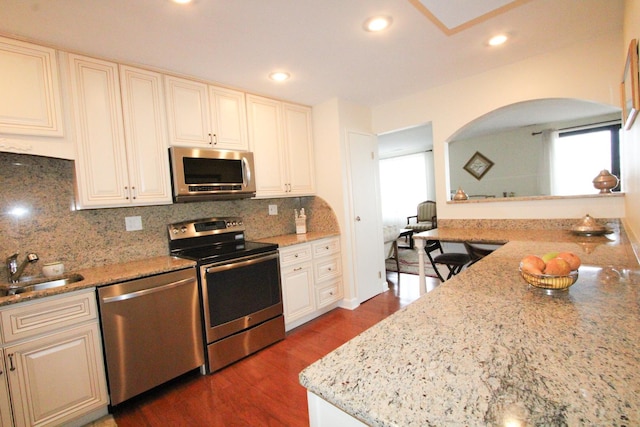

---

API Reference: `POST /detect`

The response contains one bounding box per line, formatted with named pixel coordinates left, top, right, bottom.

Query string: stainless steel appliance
left=97, top=268, right=205, bottom=405
left=168, top=146, right=256, bottom=202
left=168, top=217, right=285, bottom=373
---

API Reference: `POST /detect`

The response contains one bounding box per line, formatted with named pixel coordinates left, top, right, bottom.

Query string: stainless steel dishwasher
left=97, top=267, right=205, bottom=405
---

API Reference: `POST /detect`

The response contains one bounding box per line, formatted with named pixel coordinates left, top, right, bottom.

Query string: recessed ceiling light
left=363, top=16, right=392, bottom=32
left=269, top=72, right=290, bottom=82
left=488, top=34, right=508, bottom=46
left=172, top=0, right=192, bottom=4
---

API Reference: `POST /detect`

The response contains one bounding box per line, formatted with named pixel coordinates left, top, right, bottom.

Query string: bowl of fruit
left=519, top=251, right=581, bottom=291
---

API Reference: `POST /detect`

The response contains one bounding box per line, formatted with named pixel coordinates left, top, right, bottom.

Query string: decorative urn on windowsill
left=592, top=169, right=619, bottom=193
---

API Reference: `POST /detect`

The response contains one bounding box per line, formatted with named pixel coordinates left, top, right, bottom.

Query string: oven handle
left=100, top=277, right=195, bottom=304
left=205, top=251, right=279, bottom=274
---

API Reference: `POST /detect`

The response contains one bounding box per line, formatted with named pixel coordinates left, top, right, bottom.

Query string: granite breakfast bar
left=299, top=220, right=640, bottom=426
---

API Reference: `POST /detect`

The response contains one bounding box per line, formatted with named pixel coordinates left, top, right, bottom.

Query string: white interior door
left=346, top=131, right=386, bottom=303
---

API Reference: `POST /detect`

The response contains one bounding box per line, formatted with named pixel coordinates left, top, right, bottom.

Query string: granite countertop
left=0, top=256, right=195, bottom=307
left=299, top=226, right=640, bottom=426
left=254, top=231, right=340, bottom=247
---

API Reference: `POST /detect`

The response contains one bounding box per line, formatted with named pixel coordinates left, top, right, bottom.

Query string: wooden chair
left=406, top=201, right=437, bottom=232
left=424, top=240, right=470, bottom=282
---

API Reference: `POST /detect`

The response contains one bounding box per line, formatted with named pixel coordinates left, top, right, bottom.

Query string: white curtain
left=379, top=152, right=430, bottom=230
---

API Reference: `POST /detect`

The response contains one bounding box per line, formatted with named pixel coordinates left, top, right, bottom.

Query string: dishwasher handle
left=100, top=277, right=195, bottom=304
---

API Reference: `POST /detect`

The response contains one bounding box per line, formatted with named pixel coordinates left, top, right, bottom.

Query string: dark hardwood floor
left=111, top=272, right=439, bottom=427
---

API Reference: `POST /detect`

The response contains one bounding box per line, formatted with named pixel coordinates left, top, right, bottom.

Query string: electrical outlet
left=268, top=204, right=278, bottom=215
left=125, top=216, right=143, bottom=231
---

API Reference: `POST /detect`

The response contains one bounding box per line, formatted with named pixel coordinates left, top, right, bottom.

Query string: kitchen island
left=299, top=222, right=640, bottom=426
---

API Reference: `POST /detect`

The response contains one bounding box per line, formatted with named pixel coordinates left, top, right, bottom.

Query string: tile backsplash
left=0, top=152, right=339, bottom=276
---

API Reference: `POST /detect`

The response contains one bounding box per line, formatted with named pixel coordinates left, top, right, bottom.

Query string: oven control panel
left=168, top=217, right=245, bottom=240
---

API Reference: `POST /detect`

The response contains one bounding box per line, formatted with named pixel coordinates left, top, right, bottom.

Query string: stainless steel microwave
left=169, top=147, right=256, bottom=202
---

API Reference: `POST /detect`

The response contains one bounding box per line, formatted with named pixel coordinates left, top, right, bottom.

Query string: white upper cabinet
left=68, top=53, right=171, bottom=209
left=282, top=102, right=315, bottom=195
left=246, top=94, right=315, bottom=198
left=164, top=75, right=248, bottom=150
left=118, top=65, right=173, bottom=205
left=209, top=85, right=248, bottom=150
left=0, top=36, right=74, bottom=159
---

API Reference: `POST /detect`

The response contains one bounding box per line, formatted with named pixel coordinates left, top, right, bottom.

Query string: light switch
left=268, top=205, right=278, bottom=215
left=125, top=216, right=143, bottom=231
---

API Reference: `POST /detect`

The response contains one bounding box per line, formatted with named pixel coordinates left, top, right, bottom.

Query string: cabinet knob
left=124, top=186, right=129, bottom=200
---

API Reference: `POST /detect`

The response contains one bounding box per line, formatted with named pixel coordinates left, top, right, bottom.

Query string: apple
left=557, top=252, right=581, bottom=270
left=520, top=255, right=545, bottom=272
left=541, top=251, right=559, bottom=263
left=544, top=257, right=571, bottom=275
left=521, top=261, right=544, bottom=275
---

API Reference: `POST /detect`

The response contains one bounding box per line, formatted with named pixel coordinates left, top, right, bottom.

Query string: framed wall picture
left=621, top=38, right=639, bottom=130
left=463, top=151, right=494, bottom=180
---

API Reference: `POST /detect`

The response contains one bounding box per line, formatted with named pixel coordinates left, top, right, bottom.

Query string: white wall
left=371, top=30, right=626, bottom=220
left=623, top=0, right=640, bottom=248
left=313, top=98, right=375, bottom=307
left=449, top=127, right=542, bottom=198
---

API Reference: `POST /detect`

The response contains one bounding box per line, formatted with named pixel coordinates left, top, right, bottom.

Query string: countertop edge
left=254, top=231, right=341, bottom=247
left=0, top=256, right=196, bottom=306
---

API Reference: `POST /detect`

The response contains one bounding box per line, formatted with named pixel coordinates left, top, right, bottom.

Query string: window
left=551, top=124, right=620, bottom=195
left=379, top=153, right=431, bottom=229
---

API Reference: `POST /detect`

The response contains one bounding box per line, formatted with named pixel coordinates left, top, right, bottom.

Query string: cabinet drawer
left=315, top=279, right=342, bottom=309
left=1, top=289, right=97, bottom=344
left=314, top=254, right=342, bottom=283
left=279, top=243, right=312, bottom=267
left=312, top=237, right=340, bottom=258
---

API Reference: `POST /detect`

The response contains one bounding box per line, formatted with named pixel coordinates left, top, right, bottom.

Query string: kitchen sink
left=0, top=273, right=85, bottom=297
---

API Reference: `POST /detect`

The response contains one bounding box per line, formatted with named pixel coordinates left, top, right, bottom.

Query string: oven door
left=200, top=251, right=282, bottom=343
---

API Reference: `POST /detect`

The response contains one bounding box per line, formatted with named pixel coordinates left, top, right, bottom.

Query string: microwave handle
left=242, top=157, right=251, bottom=187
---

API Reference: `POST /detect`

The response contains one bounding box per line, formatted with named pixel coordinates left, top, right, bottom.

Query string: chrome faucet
left=5, top=253, right=39, bottom=284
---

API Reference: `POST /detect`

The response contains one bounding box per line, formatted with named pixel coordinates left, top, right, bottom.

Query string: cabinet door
left=281, top=262, right=315, bottom=325
left=68, top=53, right=130, bottom=208
left=0, top=350, right=12, bottom=427
left=6, top=323, right=109, bottom=427
left=164, top=75, right=211, bottom=146
left=246, top=94, right=287, bottom=197
left=0, top=36, right=63, bottom=137
left=119, top=65, right=172, bottom=205
left=283, top=103, right=315, bottom=195
left=209, top=85, right=248, bottom=150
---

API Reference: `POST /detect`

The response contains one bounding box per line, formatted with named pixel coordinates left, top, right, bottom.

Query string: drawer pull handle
left=8, top=354, right=15, bottom=372
left=293, top=267, right=303, bottom=271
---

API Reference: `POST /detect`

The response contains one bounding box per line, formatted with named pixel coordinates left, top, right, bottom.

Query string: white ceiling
left=0, top=0, right=623, bottom=107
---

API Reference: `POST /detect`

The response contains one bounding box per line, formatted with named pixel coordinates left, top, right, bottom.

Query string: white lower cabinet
left=280, top=237, right=343, bottom=331
left=0, top=289, right=109, bottom=427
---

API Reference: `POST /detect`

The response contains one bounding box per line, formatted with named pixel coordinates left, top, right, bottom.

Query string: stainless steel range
left=168, top=217, right=285, bottom=373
